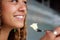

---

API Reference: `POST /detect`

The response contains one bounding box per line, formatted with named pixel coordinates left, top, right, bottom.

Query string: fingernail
left=46, top=30, right=51, bottom=33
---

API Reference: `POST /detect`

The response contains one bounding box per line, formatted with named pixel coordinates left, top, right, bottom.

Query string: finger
left=46, top=31, right=56, bottom=40
left=55, top=37, right=60, bottom=40
left=40, top=30, right=56, bottom=40
left=40, top=31, right=50, bottom=40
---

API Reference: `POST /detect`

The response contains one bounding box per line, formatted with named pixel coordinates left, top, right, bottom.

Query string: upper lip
left=14, top=13, right=25, bottom=17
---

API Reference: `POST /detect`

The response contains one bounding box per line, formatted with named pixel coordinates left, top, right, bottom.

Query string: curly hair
left=8, top=25, right=27, bottom=40
left=0, top=0, right=27, bottom=40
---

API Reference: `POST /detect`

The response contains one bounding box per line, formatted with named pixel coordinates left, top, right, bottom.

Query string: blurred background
left=26, top=0, right=60, bottom=40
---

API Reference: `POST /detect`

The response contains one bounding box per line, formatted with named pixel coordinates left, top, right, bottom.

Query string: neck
left=0, top=25, right=13, bottom=40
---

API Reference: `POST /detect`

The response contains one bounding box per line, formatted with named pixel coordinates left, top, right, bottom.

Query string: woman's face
left=1, top=0, right=27, bottom=28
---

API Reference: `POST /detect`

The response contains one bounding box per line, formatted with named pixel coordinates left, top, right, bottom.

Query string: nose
left=18, top=3, right=26, bottom=12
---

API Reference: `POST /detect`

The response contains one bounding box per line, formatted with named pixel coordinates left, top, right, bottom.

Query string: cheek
left=1, top=4, right=17, bottom=25
left=1, top=3, right=25, bottom=28
left=2, top=4, right=17, bottom=14
left=9, top=5, right=17, bottom=13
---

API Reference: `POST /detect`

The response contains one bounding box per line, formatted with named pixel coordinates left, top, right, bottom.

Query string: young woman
left=0, top=0, right=27, bottom=40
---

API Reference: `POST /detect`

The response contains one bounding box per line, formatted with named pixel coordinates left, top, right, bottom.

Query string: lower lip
left=14, top=17, right=24, bottom=21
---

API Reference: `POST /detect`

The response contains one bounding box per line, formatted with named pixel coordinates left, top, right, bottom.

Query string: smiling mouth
left=14, top=15, right=25, bottom=21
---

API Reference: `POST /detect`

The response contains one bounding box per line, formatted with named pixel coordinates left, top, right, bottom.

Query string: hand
left=40, top=31, right=56, bottom=40
left=54, top=27, right=60, bottom=40
left=40, top=27, right=60, bottom=40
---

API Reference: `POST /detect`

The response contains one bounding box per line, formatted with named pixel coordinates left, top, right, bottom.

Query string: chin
left=14, top=23, right=24, bottom=28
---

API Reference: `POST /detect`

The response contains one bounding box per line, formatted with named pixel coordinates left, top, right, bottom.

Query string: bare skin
left=0, top=25, right=13, bottom=40
left=0, top=0, right=27, bottom=40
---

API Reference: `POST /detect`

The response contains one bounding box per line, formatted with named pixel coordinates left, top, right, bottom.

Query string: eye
left=23, top=1, right=27, bottom=4
left=11, top=0, right=18, bottom=2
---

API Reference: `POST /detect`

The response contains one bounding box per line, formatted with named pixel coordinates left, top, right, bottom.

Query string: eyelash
left=11, top=0, right=27, bottom=4
left=11, top=0, right=18, bottom=2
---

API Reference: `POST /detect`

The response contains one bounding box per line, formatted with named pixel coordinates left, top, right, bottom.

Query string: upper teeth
left=16, top=16, right=24, bottom=18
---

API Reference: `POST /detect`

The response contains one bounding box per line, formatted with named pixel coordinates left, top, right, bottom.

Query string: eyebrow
left=23, top=0, right=27, bottom=1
